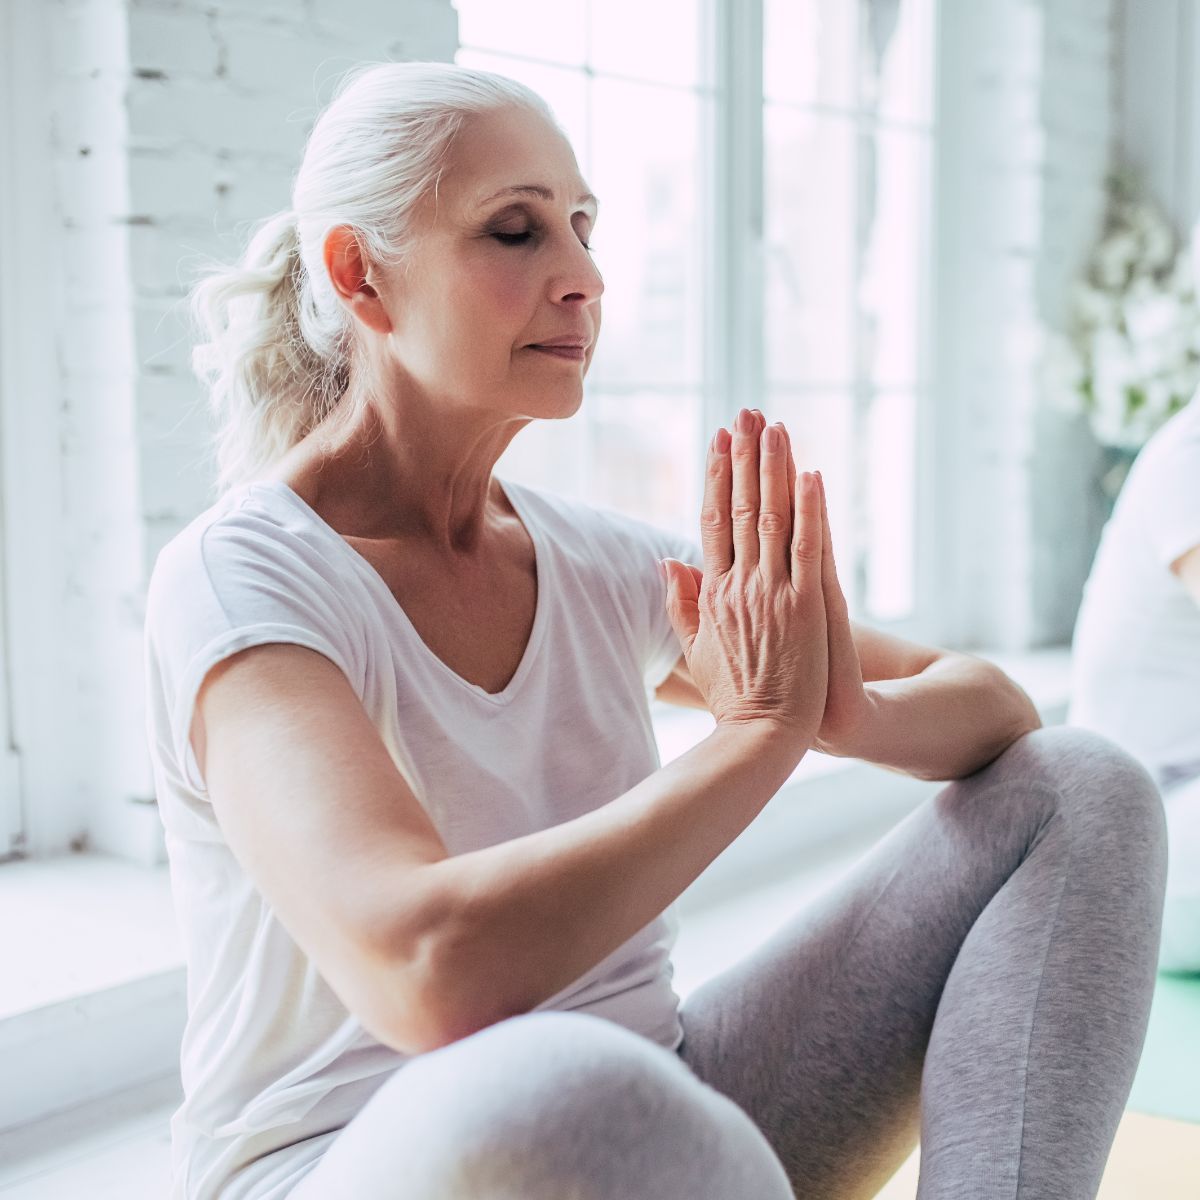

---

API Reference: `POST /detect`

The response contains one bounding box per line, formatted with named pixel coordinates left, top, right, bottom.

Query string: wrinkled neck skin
left=272, top=365, right=531, bottom=565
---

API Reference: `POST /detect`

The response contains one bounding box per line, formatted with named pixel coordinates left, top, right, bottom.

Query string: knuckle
left=757, top=510, right=788, bottom=536
left=730, top=502, right=758, bottom=525
left=700, top=506, right=727, bottom=534
left=792, top=535, right=821, bottom=565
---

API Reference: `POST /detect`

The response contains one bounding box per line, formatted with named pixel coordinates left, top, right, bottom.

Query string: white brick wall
left=21, top=0, right=459, bottom=860
left=933, top=0, right=1117, bottom=651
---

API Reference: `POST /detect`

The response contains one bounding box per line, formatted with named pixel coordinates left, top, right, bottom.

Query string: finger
left=790, top=470, right=822, bottom=593
left=779, top=423, right=798, bottom=526
left=758, top=423, right=791, bottom=582
left=700, top=425, right=734, bottom=576
left=730, top=407, right=761, bottom=570
left=818, top=471, right=849, bottom=622
left=662, top=557, right=700, bottom=653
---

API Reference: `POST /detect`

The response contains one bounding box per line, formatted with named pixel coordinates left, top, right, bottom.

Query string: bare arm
left=815, top=654, right=1042, bottom=782
left=415, top=720, right=804, bottom=1049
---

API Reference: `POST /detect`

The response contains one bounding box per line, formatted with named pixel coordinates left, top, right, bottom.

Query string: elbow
left=962, top=672, right=1044, bottom=779
left=376, top=879, right=527, bottom=1056
left=387, top=940, right=527, bottom=1057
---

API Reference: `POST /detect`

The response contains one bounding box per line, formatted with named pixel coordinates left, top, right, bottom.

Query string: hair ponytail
left=190, top=209, right=351, bottom=497
left=185, top=60, right=558, bottom=501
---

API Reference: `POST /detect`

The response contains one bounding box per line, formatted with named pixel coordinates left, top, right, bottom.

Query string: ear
left=323, top=224, right=393, bottom=336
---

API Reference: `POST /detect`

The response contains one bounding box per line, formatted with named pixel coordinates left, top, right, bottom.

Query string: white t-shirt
left=142, top=475, right=704, bottom=1200
left=1068, top=400, right=1200, bottom=791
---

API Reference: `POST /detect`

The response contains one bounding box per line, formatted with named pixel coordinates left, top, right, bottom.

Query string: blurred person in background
left=1069, top=394, right=1200, bottom=973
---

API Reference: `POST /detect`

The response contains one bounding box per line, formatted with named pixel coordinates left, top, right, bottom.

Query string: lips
left=528, top=344, right=587, bottom=361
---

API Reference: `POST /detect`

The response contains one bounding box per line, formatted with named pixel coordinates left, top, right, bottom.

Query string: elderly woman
left=1069, top=395, right=1200, bottom=974
left=144, top=61, right=1167, bottom=1200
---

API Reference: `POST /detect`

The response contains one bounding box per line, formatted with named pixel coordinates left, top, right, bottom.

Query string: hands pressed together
left=661, top=407, right=870, bottom=751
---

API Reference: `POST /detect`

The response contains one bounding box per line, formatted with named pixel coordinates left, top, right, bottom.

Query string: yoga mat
left=1127, top=972, right=1200, bottom=1124
left=874, top=1112, right=1200, bottom=1199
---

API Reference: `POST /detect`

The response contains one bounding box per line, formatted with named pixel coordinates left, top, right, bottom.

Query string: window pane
left=452, top=49, right=590, bottom=159
left=453, top=0, right=588, bottom=69
left=764, top=107, right=856, bottom=388
left=587, top=0, right=704, bottom=89
left=856, top=126, right=931, bottom=390
left=585, top=389, right=702, bottom=537
left=764, top=0, right=857, bottom=111
left=862, top=390, right=917, bottom=622
left=495, top=409, right=590, bottom=500
left=587, top=77, right=706, bottom=390
left=858, top=0, right=936, bottom=126
left=764, top=390, right=858, bottom=613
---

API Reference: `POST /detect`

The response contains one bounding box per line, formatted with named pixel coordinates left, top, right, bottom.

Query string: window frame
left=459, top=0, right=943, bottom=642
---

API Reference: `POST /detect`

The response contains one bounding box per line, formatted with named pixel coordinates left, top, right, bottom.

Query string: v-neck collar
left=250, top=476, right=550, bottom=707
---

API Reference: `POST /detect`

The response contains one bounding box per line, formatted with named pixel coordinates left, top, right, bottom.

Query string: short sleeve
left=143, top=510, right=363, bottom=798
left=1129, top=409, right=1200, bottom=569
left=580, top=504, right=704, bottom=692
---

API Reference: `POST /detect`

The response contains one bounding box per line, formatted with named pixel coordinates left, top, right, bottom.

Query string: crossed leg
left=675, top=726, right=1168, bottom=1199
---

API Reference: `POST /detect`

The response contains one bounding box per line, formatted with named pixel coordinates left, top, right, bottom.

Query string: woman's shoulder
left=146, top=480, right=349, bottom=627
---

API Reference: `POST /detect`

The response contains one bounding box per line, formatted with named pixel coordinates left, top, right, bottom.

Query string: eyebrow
left=477, top=184, right=599, bottom=214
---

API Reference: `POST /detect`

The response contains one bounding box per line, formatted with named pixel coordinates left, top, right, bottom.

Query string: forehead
left=444, top=106, right=596, bottom=215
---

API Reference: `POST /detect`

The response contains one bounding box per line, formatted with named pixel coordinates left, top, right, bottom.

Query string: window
left=454, top=0, right=938, bottom=634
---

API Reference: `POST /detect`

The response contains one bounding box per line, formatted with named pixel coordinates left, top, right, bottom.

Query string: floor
left=1, top=838, right=1196, bottom=1198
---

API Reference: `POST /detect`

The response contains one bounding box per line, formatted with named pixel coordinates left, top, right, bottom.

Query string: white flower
left=1095, top=231, right=1139, bottom=288
left=1139, top=213, right=1176, bottom=272
left=1073, top=284, right=1119, bottom=330
left=1056, top=171, right=1200, bottom=449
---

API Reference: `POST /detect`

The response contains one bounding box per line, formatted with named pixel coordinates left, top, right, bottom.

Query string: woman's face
left=381, top=104, right=603, bottom=420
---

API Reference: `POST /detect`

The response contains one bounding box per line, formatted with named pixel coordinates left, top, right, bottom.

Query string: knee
left=402, top=1012, right=766, bottom=1198
left=995, top=725, right=1166, bottom=836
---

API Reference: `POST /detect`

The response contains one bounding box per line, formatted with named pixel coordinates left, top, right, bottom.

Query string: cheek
left=450, top=255, right=534, bottom=332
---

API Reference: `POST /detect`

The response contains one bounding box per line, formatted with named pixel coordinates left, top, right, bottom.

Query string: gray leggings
left=286, top=726, right=1168, bottom=1199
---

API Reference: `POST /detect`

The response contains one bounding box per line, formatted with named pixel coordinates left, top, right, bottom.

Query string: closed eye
left=493, top=231, right=594, bottom=252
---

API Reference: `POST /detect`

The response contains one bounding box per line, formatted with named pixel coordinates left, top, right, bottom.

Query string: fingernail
left=763, top=425, right=780, bottom=451
left=735, top=408, right=752, bottom=434
left=715, top=427, right=731, bottom=454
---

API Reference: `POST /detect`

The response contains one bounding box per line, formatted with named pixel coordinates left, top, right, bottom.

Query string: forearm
left=414, top=721, right=805, bottom=1049
left=817, top=655, right=1043, bottom=782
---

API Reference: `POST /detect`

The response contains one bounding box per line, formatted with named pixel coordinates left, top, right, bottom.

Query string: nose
left=553, top=236, right=604, bottom=306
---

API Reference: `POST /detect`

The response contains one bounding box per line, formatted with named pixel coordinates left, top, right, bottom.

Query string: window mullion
left=707, top=0, right=764, bottom=436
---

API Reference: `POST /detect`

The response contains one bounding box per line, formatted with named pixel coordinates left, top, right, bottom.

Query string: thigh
left=286, top=1010, right=793, bottom=1200
left=675, top=725, right=1166, bottom=1199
